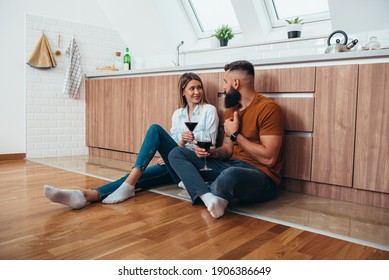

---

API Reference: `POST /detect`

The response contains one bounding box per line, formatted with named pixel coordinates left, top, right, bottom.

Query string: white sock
left=200, top=192, right=229, bottom=219
left=102, top=182, right=135, bottom=204
left=44, top=185, right=86, bottom=209
left=178, top=181, right=186, bottom=189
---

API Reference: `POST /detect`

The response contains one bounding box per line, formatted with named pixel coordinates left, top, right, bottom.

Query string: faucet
left=176, top=41, right=184, bottom=66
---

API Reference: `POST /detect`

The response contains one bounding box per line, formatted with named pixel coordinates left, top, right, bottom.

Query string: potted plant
left=285, top=17, right=303, bottom=39
left=212, top=25, right=235, bottom=47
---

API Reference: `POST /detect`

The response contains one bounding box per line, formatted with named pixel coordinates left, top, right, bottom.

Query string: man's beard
left=224, top=86, right=241, bottom=108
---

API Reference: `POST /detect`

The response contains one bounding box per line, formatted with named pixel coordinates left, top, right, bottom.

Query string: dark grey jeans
left=168, top=147, right=278, bottom=204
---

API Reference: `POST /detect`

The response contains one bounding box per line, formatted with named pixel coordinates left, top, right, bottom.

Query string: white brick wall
left=26, top=14, right=126, bottom=158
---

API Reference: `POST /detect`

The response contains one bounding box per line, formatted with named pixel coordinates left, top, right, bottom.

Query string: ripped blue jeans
left=93, top=124, right=180, bottom=200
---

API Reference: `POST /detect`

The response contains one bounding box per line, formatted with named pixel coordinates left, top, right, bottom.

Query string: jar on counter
left=363, top=36, right=381, bottom=50
left=114, top=52, right=122, bottom=70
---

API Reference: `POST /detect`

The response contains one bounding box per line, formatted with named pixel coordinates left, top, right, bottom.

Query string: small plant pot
left=219, top=39, right=229, bottom=47
left=286, top=24, right=302, bottom=39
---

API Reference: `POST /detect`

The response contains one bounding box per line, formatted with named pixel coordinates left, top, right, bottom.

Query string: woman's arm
left=170, top=109, right=187, bottom=147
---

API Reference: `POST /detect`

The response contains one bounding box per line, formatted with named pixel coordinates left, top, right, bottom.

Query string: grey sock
left=44, top=185, right=86, bottom=209
left=200, top=192, right=229, bottom=218
left=102, top=182, right=135, bottom=204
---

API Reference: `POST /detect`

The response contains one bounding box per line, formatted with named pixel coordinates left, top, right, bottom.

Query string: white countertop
left=85, top=49, right=389, bottom=79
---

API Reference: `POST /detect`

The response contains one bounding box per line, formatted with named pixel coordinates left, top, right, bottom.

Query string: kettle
left=325, top=30, right=358, bottom=54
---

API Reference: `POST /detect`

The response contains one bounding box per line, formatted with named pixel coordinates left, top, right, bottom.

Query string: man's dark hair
left=224, top=60, right=255, bottom=77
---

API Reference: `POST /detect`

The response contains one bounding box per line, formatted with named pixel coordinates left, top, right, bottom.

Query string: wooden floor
left=1, top=159, right=388, bottom=260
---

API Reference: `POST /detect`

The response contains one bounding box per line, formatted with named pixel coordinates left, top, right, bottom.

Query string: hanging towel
left=63, top=38, right=83, bottom=99
left=27, top=34, right=57, bottom=69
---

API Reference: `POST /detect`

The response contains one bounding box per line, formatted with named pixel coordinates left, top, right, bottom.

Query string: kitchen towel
left=27, top=34, right=57, bottom=69
left=63, top=37, right=82, bottom=99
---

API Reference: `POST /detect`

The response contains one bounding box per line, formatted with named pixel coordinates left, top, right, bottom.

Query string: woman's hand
left=156, top=158, right=165, bottom=166
left=181, top=131, right=194, bottom=143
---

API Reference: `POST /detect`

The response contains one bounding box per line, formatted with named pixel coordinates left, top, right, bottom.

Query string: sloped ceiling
left=329, top=0, right=389, bottom=33
left=97, top=0, right=196, bottom=58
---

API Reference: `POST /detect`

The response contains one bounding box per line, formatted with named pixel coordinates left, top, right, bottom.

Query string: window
left=264, top=0, right=330, bottom=27
left=181, top=0, right=240, bottom=38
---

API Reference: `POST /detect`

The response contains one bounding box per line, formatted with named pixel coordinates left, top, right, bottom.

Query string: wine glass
left=184, top=121, right=198, bottom=149
left=197, top=130, right=212, bottom=171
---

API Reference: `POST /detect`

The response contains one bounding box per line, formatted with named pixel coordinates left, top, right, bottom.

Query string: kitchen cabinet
left=85, top=62, right=389, bottom=208
left=254, top=67, right=315, bottom=92
left=86, top=75, right=178, bottom=155
left=86, top=68, right=315, bottom=181
left=283, top=135, right=312, bottom=181
left=354, top=63, right=389, bottom=194
left=86, top=78, right=132, bottom=152
left=197, top=72, right=225, bottom=122
left=255, top=67, right=315, bottom=181
left=311, top=65, right=358, bottom=187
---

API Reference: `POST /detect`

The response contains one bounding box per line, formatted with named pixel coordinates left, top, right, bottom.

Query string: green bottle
left=123, top=48, right=131, bottom=70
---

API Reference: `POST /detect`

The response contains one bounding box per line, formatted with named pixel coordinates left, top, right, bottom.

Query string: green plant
left=212, top=25, right=235, bottom=40
left=285, top=17, right=303, bottom=24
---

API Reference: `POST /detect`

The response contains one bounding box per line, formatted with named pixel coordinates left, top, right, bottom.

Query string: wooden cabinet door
left=130, top=76, right=150, bottom=152
left=354, top=63, right=389, bottom=193
left=146, top=75, right=180, bottom=132
left=134, top=75, right=178, bottom=152
left=198, top=72, right=225, bottom=122
left=273, top=97, right=314, bottom=132
left=85, top=79, right=96, bottom=147
left=86, top=78, right=132, bottom=152
left=86, top=75, right=179, bottom=155
left=283, top=135, right=312, bottom=181
left=255, top=67, right=315, bottom=92
left=255, top=67, right=315, bottom=181
left=312, top=65, right=358, bottom=187
left=271, top=98, right=314, bottom=181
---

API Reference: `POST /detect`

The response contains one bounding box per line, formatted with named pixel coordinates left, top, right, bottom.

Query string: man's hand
left=224, top=111, right=240, bottom=136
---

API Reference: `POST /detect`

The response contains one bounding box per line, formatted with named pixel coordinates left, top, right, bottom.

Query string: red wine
left=185, top=122, right=198, bottom=132
left=197, top=141, right=211, bottom=151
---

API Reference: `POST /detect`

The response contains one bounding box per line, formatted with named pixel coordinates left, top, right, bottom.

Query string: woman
left=44, top=72, right=219, bottom=209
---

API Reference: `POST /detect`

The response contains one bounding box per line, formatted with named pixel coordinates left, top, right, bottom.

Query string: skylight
left=181, top=0, right=331, bottom=40
left=264, top=0, right=330, bottom=27
left=181, top=0, right=240, bottom=38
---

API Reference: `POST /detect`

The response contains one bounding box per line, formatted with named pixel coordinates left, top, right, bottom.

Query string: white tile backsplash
left=180, top=30, right=389, bottom=67
left=26, top=14, right=126, bottom=158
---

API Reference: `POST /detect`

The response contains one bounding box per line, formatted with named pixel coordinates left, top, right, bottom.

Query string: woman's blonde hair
left=177, top=72, right=209, bottom=108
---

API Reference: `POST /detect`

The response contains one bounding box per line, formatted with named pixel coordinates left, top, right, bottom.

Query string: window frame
left=263, top=0, right=331, bottom=28
left=180, top=0, right=241, bottom=39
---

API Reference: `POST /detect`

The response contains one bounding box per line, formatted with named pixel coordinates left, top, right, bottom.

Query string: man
left=168, top=60, right=284, bottom=219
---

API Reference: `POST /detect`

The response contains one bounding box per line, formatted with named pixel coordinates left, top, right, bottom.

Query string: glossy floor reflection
left=29, top=155, right=389, bottom=251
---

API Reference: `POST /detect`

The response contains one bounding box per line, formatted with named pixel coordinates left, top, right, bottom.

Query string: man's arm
left=208, top=137, right=234, bottom=161
left=234, top=134, right=283, bottom=167
left=224, top=109, right=283, bottom=167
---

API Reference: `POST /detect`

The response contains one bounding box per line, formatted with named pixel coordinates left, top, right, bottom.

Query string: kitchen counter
left=85, top=49, right=389, bottom=79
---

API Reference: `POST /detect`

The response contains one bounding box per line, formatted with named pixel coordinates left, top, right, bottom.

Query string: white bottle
left=114, top=52, right=122, bottom=70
